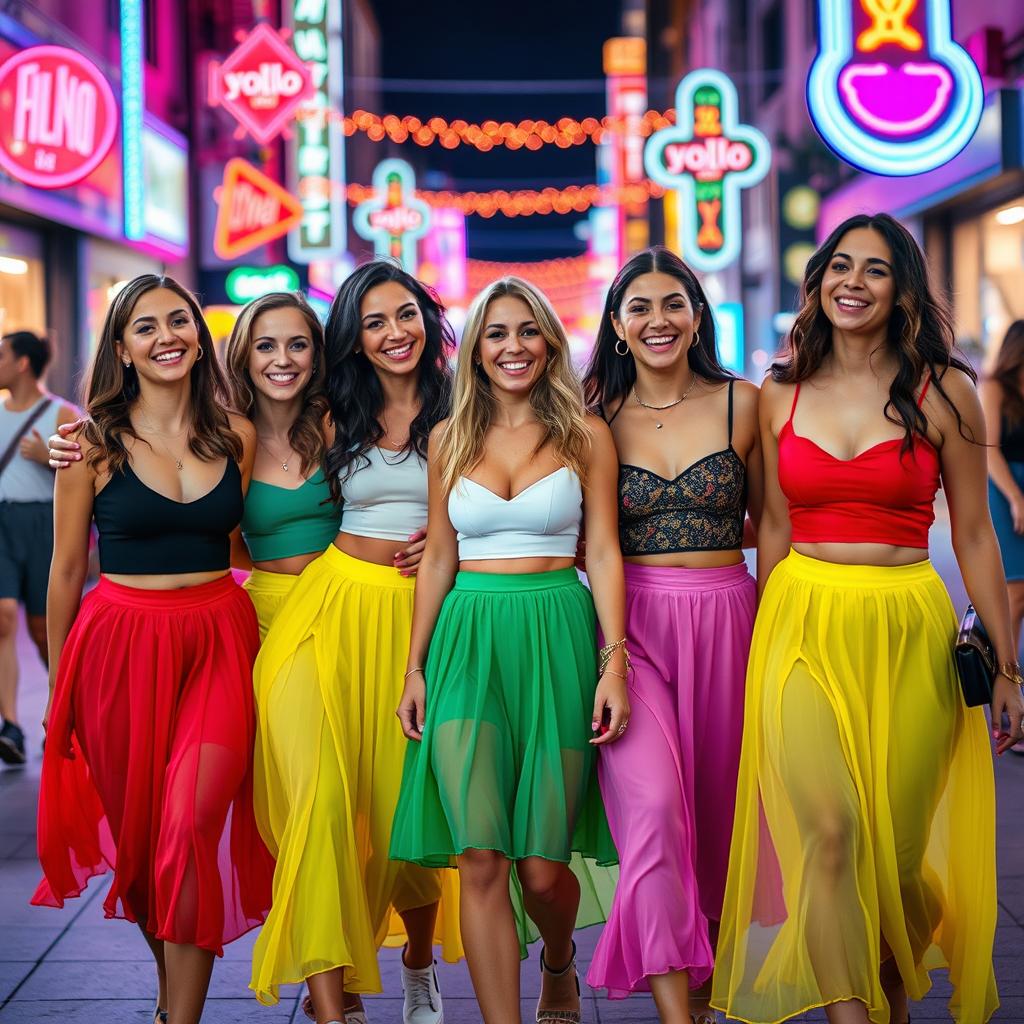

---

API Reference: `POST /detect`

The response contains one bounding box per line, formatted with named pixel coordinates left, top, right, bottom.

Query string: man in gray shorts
left=0, top=331, right=77, bottom=765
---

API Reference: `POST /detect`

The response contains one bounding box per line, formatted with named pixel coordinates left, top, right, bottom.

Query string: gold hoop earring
left=614, top=339, right=629, bottom=357
left=692, top=331, right=700, bottom=347
left=196, top=345, right=204, bottom=361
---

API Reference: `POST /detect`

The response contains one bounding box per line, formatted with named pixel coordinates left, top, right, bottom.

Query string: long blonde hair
left=437, top=277, right=590, bottom=494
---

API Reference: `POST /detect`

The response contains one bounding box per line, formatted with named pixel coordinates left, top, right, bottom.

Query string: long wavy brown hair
left=991, top=321, right=1024, bottom=427
left=223, top=291, right=329, bottom=477
left=436, top=277, right=590, bottom=495
left=773, top=213, right=976, bottom=450
left=83, top=274, right=242, bottom=472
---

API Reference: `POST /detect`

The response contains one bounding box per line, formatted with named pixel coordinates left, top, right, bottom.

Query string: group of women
left=30, top=211, right=1021, bottom=1024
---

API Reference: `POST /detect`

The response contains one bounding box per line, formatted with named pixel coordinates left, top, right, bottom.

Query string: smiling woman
left=32, top=274, right=273, bottom=1024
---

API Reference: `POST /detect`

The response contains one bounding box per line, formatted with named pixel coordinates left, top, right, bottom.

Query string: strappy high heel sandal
left=153, top=1007, right=167, bottom=1023
left=690, top=1011, right=717, bottom=1024
left=536, top=940, right=581, bottom=1023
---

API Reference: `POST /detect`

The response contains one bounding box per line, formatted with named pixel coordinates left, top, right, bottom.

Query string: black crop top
left=617, top=379, right=746, bottom=555
left=94, top=460, right=242, bottom=574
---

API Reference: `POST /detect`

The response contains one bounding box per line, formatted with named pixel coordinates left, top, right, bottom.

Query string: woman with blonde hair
left=391, top=276, right=627, bottom=1024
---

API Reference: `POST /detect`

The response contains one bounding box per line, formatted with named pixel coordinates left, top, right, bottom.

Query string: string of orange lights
left=296, top=108, right=676, bottom=151
left=466, top=255, right=595, bottom=290
left=342, top=180, right=664, bottom=218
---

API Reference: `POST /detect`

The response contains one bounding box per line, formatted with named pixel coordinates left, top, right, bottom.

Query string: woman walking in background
left=981, top=320, right=1024, bottom=645
left=582, top=247, right=762, bottom=1024
left=249, top=261, right=461, bottom=1024
left=391, top=276, right=626, bottom=1024
left=34, top=274, right=273, bottom=1024
left=713, top=213, right=1017, bottom=1024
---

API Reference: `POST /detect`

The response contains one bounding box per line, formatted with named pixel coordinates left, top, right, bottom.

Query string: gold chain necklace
left=632, top=375, right=698, bottom=429
left=136, top=414, right=189, bottom=471
left=257, top=436, right=293, bottom=472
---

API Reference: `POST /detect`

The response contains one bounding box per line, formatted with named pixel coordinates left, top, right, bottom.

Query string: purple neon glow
left=838, top=62, right=954, bottom=137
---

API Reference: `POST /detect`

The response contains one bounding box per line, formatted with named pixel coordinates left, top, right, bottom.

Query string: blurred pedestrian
left=0, top=330, right=76, bottom=765
left=980, top=321, right=1024, bottom=640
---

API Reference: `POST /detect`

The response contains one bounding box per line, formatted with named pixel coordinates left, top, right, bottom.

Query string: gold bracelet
left=598, top=637, right=630, bottom=674
left=404, top=667, right=425, bottom=679
left=602, top=668, right=628, bottom=680
left=999, top=662, right=1024, bottom=687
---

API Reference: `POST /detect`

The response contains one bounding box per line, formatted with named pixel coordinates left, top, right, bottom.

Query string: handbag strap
left=0, top=398, right=53, bottom=480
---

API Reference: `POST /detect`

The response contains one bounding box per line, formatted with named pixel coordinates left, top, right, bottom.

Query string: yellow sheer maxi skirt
left=249, top=546, right=462, bottom=1005
left=243, top=568, right=299, bottom=639
left=712, top=551, right=998, bottom=1024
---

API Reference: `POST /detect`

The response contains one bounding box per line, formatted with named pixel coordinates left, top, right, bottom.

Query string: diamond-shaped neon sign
left=208, top=23, right=314, bottom=145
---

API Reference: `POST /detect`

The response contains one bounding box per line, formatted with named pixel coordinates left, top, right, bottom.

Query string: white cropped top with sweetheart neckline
left=448, top=466, right=582, bottom=560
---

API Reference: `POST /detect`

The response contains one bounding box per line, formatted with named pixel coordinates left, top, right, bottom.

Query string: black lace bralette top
left=617, top=379, right=746, bottom=555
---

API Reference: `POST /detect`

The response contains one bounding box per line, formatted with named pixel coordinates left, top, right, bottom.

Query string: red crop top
left=778, top=380, right=940, bottom=548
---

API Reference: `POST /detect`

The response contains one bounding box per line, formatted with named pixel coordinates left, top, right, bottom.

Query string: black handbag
left=954, top=604, right=996, bottom=707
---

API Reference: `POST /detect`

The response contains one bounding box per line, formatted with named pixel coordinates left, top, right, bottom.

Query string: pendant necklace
left=258, top=437, right=291, bottom=472
left=632, top=374, right=698, bottom=429
left=137, top=414, right=189, bottom=470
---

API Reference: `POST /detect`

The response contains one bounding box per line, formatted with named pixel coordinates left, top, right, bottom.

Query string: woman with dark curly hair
left=249, top=261, right=461, bottom=1024
left=712, top=214, right=1019, bottom=1024
left=33, top=274, right=274, bottom=1024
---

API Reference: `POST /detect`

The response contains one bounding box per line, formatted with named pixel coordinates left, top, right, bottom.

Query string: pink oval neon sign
left=0, top=46, right=119, bottom=190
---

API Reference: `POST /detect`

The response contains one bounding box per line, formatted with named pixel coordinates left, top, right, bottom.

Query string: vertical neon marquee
left=286, top=0, right=346, bottom=262
left=644, top=69, right=770, bottom=274
left=353, top=159, right=431, bottom=274
left=807, top=0, right=983, bottom=176
left=120, top=0, right=145, bottom=240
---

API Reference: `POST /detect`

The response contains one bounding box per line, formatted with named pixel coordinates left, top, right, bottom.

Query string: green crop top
left=241, top=469, right=340, bottom=562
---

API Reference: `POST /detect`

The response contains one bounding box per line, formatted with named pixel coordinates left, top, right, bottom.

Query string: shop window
left=0, top=227, right=46, bottom=340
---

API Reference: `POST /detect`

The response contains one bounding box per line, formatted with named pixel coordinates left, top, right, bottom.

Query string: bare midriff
left=792, top=541, right=928, bottom=567
left=252, top=552, right=323, bottom=576
left=334, top=530, right=411, bottom=567
left=625, top=549, right=745, bottom=569
left=459, top=556, right=575, bottom=574
left=102, top=570, right=230, bottom=590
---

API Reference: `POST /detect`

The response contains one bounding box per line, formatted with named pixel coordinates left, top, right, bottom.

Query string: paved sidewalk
left=2, top=525, right=1024, bottom=1022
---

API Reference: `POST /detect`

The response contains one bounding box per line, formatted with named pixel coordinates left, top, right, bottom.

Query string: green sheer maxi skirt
left=390, top=567, right=617, bottom=950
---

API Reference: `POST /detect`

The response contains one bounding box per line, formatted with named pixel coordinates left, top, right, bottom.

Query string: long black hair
left=323, top=259, right=454, bottom=503
left=774, top=212, right=975, bottom=449
left=582, top=246, right=734, bottom=415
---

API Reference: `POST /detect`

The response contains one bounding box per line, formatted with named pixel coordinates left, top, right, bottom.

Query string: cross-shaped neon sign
left=353, top=159, right=431, bottom=274
left=807, top=0, right=983, bottom=176
left=644, top=69, right=770, bottom=274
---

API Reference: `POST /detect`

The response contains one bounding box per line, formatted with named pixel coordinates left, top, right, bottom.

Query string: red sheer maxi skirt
left=33, top=575, right=274, bottom=955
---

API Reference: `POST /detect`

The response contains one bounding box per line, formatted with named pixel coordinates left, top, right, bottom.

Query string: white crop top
left=448, top=466, right=582, bottom=560
left=340, top=446, right=428, bottom=542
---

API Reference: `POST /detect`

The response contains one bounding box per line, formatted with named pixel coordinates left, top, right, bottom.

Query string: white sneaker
left=401, top=959, right=443, bottom=1024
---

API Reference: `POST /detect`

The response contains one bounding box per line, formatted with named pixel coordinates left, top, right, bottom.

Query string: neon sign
left=353, top=159, right=431, bottom=274
left=286, top=0, right=346, bottom=263
left=644, top=69, right=770, bottom=273
left=213, top=158, right=304, bottom=261
left=208, top=23, right=313, bottom=145
left=0, top=46, right=118, bottom=190
left=807, top=0, right=983, bottom=176
left=226, top=265, right=301, bottom=304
